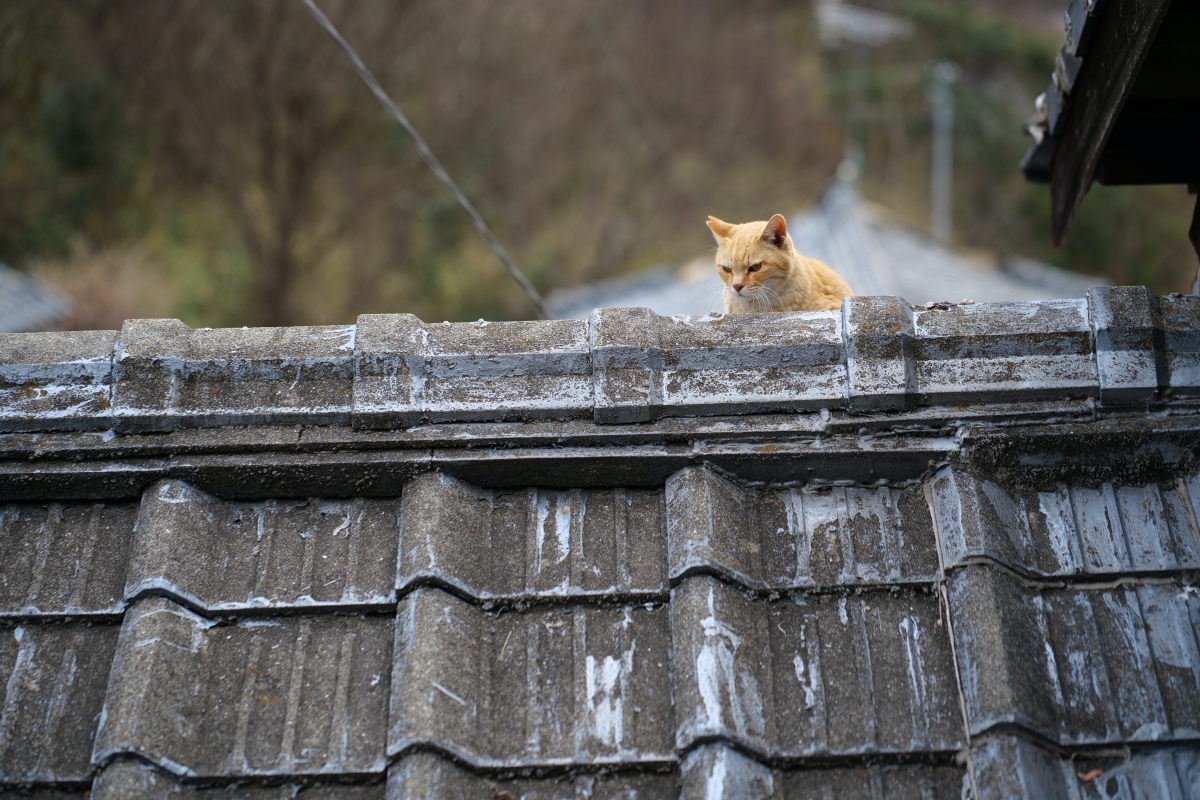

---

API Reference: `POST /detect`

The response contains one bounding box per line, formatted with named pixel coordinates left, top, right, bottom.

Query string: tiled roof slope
left=1, top=286, right=1199, bottom=799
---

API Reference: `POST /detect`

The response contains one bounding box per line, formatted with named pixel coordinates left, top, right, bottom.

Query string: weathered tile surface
left=931, top=466, right=1200, bottom=577
left=90, top=760, right=384, bottom=800
left=353, top=314, right=592, bottom=428
left=667, top=466, right=939, bottom=590
left=949, top=567, right=1200, bottom=745
left=910, top=299, right=1097, bottom=404
left=972, top=736, right=1200, bottom=800
left=111, top=320, right=355, bottom=432
left=843, top=296, right=916, bottom=412
left=670, top=576, right=963, bottom=759
left=0, top=501, right=136, bottom=615
left=679, top=743, right=967, bottom=800
left=0, top=330, right=116, bottom=432
left=398, top=472, right=666, bottom=600
left=386, top=752, right=674, bottom=800
left=1089, top=286, right=1166, bottom=405
left=389, top=587, right=674, bottom=768
left=590, top=307, right=847, bottom=423
left=0, top=621, right=120, bottom=783
left=94, top=598, right=392, bottom=778
left=129, top=480, right=399, bottom=610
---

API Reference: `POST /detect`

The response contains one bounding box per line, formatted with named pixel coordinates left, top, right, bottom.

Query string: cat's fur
left=707, top=214, right=852, bottom=313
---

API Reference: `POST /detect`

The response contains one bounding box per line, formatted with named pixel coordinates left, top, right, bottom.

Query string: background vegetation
left=1, top=0, right=1195, bottom=328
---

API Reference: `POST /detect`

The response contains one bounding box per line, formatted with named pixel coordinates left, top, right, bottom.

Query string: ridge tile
left=0, top=330, right=116, bottom=433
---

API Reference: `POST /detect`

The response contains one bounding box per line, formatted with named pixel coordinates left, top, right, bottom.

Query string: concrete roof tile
left=90, top=759, right=384, bottom=799
left=670, top=576, right=963, bottom=759
left=0, top=621, right=120, bottom=783
left=931, top=466, right=1200, bottom=577
left=590, top=307, right=847, bottom=424
left=94, top=597, right=392, bottom=778
left=353, top=314, right=592, bottom=429
left=397, top=472, right=666, bottom=600
left=128, top=480, right=399, bottom=611
left=666, top=466, right=939, bottom=590
left=0, top=330, right=116, bottom=433
left=111, top=320, right=355, bottom=433
left=949, top=567, right=1200, bottom=745
left=389, top=587, right=673, bottom=768
left=386, top=752, right=675, bottom=799
left=0, top=501, right=136, bottom=615
left=971, top=736, right=1200, bottom=800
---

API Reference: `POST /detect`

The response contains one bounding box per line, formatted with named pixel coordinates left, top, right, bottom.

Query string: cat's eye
left=748, top=263, right=762, bottom=272
left=721, top=265, right=732, bottom=273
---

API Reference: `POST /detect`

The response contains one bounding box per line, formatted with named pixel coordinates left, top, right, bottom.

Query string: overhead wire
left=300, top=0, right=552, bottom=319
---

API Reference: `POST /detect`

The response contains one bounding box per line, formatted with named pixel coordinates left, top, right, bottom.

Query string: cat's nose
left=732, top=283, right=744, bottom=292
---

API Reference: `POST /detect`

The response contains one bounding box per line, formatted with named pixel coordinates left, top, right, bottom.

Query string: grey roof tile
left=910, top=298, right=1097, bottom=404
left=386, top=752, right=675, bottom=800
left=90, top=759, right=384, bottom=799
left=843, top=296, right=916, bottom=412
left=0, top=502, right=136, bottom=615
left=670, top=575, right=963, bottom=760
left=353, top=314, right=592, bottom=429
left=0, top=621, right=120, bottom=783
left=389, top=587, right=674, bottom=768
left=948, top=567, right=1200, bottom=744
left=0, top=330, right=115, bottom=433
left=931, top=466, right=1200, bottom=577
left=0, top=789, right=87, bottom=799
left=971, top=736, right=1200, bottom=800
left=1159, top=294, right=1200, bottom=398
left=590, top=307, right=847, bottom=424
left=679, top=743, right=967, bottom=800
left=111, top=320, right=355, bottom=433
left=129, top=480, right=399, bottom=611
left=94, top=597, right=392, bottom=778
left=666, top=466, right=939, bottom=590
left=397, top=472, right=666, bottom=601
left=1089, top=286, right=1166, bottom=406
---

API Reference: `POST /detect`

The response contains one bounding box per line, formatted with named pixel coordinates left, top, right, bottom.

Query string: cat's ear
left=762, top=214, right=788, bottom=248
left=707, top=216, right=734, bottom=241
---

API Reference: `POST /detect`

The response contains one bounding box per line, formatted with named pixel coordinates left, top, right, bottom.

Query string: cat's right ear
left=707, top=216, right=734, bottom=242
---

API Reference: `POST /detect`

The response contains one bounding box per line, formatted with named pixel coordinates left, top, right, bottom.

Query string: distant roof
left=2, top=291, right=1199, bottom=797
left=549, top=180, right=1103, bottom=320
left=0, top=262, right=70, bottom=333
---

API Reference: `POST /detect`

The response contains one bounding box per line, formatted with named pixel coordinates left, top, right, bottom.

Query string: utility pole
left=930, top=61, right=960, bottom=245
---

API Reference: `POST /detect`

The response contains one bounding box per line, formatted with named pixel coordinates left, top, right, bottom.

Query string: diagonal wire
left=300, top=0, right=552, bottom=319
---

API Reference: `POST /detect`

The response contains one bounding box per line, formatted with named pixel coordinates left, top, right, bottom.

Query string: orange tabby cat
left=707, top=214, right=852, bottom=313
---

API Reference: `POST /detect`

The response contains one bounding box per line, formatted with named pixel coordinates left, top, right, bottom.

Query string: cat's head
left=707, top=214, right=793, bottom=302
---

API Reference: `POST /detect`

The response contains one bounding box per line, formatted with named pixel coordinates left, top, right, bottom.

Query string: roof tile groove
left=130, top=480, right=400, bottom=611
left=111, top=320, right=356, bottom=433
left=387, top=751, right=676, bottom=799
left=971, top=736, right=1200, bottom=800
left=680, top=743, right=967, bottom=800
left=0, top=501, right=136, bottom=615
left=397, top=472, right=666, bottom=601
left=0, top=620, right=120, bottom=783
left=389, top=587, right=674, bottom=768
left=353, top=314, right=593, bottom=429
left=91, top=759, right=384, bottom=799
left=666, top=466, right=939, bottom=591
left=931, top=466, right=1200, bottom=577
left=94, top=597, right=392, bottom=779
left=670, top=576, right=964, bottom=760
left=948, top=566, right=1200, bottom=745
left=9, top=293, right=1199, bottom=435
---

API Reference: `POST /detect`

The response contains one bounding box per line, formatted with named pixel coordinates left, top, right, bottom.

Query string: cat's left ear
left=762, top=214, right=788, bottom=248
